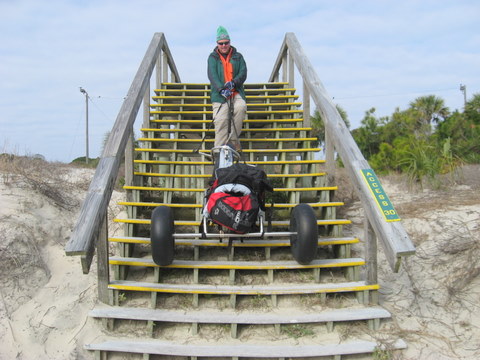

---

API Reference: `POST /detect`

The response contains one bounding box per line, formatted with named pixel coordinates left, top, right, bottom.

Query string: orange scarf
left=217, top=48, right=237, bottom=95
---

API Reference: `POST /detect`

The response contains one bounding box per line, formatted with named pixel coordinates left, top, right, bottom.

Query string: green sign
left=361, top=169, right=400, bottom=222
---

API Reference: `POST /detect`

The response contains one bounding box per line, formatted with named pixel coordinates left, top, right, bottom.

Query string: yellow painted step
left=108, top=257, right=365, bottom=270
left=149, top=118, right=304, bottom=124
left=133, top=159, right=324, bottom=166
left=133, top=171, right=326, bottom=178
left=140, top=127, right=312, bottom=133
left=113, top=218, right=351, bottom=226
left=117, top=201, right=343, bottom=209
left=134, top=147, right=321, bottom=154
left=122, top=185, right=336, bottom=193
left=108, top=236, right=359, bottom=247
left=149, top=102, right=302, bottom=108
left=108, top=280, right=379, bottom=295
left=138, top=137, right=317, bottom=143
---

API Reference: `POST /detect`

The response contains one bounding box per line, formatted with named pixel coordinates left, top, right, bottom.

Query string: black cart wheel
left=151, top=206, right=175, bottom=266
left=289, top=203, right=318, bottom=264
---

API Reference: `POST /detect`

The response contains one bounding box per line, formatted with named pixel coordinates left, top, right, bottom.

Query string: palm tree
left=409, top=95, right=450, bottom=136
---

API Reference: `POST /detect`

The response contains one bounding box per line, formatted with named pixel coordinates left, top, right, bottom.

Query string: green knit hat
left=216, top=26, right=230, bottom=42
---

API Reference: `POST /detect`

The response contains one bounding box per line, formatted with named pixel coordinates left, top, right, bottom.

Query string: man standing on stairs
left=207, top=26, right=247, bottom=155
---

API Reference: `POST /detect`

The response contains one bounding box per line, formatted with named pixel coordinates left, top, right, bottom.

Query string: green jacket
left=207, top=46, right=247, bottom=103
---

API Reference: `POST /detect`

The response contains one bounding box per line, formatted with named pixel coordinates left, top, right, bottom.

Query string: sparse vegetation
left=282, top=323, right=315, bottom=338
left=312, top=94, right=480, bottom=187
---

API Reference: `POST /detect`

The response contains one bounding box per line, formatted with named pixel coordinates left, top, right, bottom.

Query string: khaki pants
left=212, top=93, right=247, bottom=149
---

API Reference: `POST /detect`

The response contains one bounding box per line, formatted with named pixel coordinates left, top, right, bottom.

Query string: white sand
left=0, top=163, right=478, bottom=359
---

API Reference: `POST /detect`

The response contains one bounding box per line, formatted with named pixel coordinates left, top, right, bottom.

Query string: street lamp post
left=79, top=87, right=89, bottom=164
left=459, top=84, right=467, bottom=110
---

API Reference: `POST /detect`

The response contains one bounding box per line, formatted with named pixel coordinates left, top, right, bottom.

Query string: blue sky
left=1, top=0, right=478, bottom=162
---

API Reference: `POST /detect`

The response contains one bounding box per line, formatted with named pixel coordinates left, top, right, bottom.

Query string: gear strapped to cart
left=150, top=96, right=319, bottom=266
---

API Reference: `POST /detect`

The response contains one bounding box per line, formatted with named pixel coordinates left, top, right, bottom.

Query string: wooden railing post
left=288, top=50, right=294, bottom=88
left=163, top=52, right=168, bottom=83
left=365, top=219, right=378, bottom=285
left=97, top=214, right=110, bottom=304
left=303, top=80, right=311, bottom=128
left=324, top=127, right=335, bottom=186
left=156, top=50, right=162, bottom=88
left=125, top=127, right=135, bottom=190
left=143, top=83, right=151, bottom=129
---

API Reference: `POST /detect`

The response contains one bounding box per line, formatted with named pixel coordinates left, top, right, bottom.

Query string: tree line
left=311, top=93, right=480, bottom=185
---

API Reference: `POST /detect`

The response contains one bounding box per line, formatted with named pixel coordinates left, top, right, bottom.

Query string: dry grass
left=0, top=154, right=82, bottom=210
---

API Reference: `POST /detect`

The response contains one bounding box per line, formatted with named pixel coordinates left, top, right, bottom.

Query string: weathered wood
left=108, top=257, right=366, bottom=270
left=108, top=280, right=379, bottom=295
left=270, top=33, right=415, bottom=272
left=125, top=129, right=134, bottom=192
left=108, top=236, right=359, bottom=247
left=142, top=85, right=150, bottom=129
left=89, top=306, right=390, bottom=324
left=325, top=127, right=335, bottom=186
left=365, top=219, right=378, bottom=285
left=303, top=80, right=311, bottom=128
left=65, top=32, right=181, bottom=273
left=85, top=339, right=407, bottom=357
left=97, top=215, right=110, bottom=304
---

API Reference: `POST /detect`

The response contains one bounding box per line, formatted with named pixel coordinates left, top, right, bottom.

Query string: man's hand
left=220, top=88, right=232, bottom=98
left=224, top=81, right=235, bottom=90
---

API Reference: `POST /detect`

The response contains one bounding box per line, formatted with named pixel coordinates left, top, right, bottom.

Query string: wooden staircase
left=84, top=82, right=406, bottom=359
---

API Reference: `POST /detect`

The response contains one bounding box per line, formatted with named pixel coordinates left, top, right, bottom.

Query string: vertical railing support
left=156, top=50, right=162, bottom=88
left=163, top=52, right=168, bottom=83
left=365, top=219, right=378, bottom=285
left=325, top=127, right=335, bottom=186
left=288, top=50, right=294, bottom=88
left=125, top=127, right=135, bottom=190
left=97, top=215, right=111, bottom=304
left=303, top=80, right=311, bottom=128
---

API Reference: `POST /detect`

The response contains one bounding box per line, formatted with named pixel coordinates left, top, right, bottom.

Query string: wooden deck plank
left=85, top=339, right=406, bottom=357
left=108, top=280, right=379, bottom=295
left=117, top=201, right=343, bottom=209
left=108, top=257, right=366, bottom=269
left=89, top=306, right=390, bottom=324
left=133, top=171, right=326, bottom=179
left=108, top=236, right=360, bottom=247
left=113, top=218, right=352, bottom=226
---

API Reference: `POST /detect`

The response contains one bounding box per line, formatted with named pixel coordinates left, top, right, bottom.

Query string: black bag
left=205, top=164, right=273, bottom=233
left=213, top=163, right=273, bottom=210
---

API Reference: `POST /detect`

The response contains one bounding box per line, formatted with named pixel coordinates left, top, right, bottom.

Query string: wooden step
left=108, top=280, right=379, bottom=296
left=113, top=218, right=351, bottom=227
left=134, top=147, right=321, bottom=154
left=152, top=94, right=300, bottom=101
left=85, top=338, right=406, bottom=358
left=149, top=118, right=305, bottom=125
left=150, top=109, right=302, bottom=116
left=138, top=137, right=317, bottom=143
left=123, top=185, right=336, bottom=193
left=133, top=159, right=324, bottom=166
left=149, top=102, right=302, bottom=108
left=108, top=236, right=359, bottom=247
left=89, top=305, right=390, bottom=329
left=117, top=201, right=343, bottom=209
left=108, top=257, right=365, bottom=270
left=140, top=127, right=312, bottom=134
left=133, top=171, right=326, bottom=179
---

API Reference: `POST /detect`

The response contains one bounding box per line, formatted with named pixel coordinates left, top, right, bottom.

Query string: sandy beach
left=0, top=159, right=478, bottom=359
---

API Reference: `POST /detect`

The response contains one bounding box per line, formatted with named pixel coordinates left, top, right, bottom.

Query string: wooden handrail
left=270, top=33, right=415, bottom=272
left=65, top=33, right=180, bottom=274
